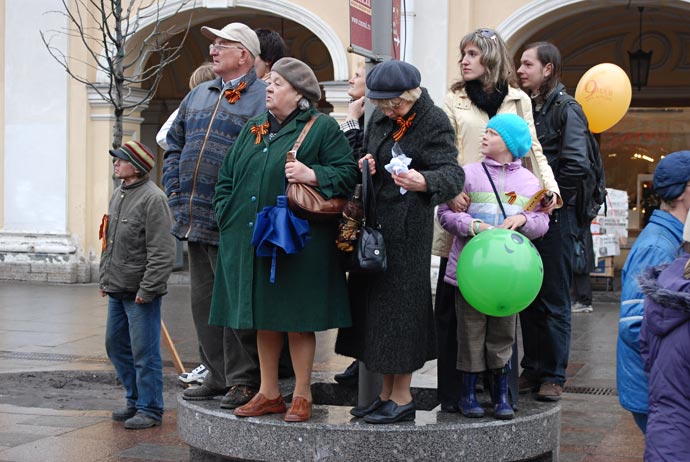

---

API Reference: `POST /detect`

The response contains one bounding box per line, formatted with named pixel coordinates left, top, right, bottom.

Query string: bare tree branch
left=41, top=0, right=195, bottom=148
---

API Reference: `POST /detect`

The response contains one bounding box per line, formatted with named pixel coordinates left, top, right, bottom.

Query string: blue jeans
left=105, top=295, right=164, bottom=421
left=520, top=207, right=575, bottom=386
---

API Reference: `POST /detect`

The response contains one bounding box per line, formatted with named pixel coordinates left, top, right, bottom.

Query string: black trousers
left=434, top=257, right=462, bottom=407
left=519, top=207, right=576, bottom=386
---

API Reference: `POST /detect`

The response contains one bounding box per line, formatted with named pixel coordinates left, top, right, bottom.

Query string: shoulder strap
left=482, top=162, right=507, bottom=220
left=550, top=91, right=572, bottom=135
left=361, top=158, right=378, bottom=226
left=286, top=114, right=321, bottom=162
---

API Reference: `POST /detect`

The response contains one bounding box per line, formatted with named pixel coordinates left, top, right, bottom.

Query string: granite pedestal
left=177, top=381, right=560, bottom=462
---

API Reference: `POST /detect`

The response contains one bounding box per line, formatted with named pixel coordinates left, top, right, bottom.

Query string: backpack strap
left=548, top=90, right=573, bottom=137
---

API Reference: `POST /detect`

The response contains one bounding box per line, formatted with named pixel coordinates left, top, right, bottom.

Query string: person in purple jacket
left=640, top=213, right=690, bottom=461
left=438, top=113, right=549, bottom=419
left=617, top=150, right=690, bottom=433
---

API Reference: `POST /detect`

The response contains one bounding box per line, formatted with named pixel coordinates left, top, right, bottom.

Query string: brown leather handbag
left=285, top=114, right=347, bottom=221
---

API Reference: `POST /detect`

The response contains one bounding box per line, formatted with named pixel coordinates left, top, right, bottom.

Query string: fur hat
left=109, top=141, right=155, bottom=173
left=271, top=57, right=321, bottom=103
left=366, top=60, right=421, bottom=99
left=653, top=150, right=690, bottom=201
left=486, top=113, right=532, bottom=159
left=201, top=23, right=261, bottom=58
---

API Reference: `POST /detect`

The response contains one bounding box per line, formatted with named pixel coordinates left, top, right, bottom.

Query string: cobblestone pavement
left=0, top=280, right=643, bottom=461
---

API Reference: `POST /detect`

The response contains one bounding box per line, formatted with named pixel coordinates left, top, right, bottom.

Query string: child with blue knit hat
left=437, top=113, right=550, bottom=420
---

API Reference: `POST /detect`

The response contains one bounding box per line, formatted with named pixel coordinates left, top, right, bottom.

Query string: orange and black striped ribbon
left=250, top=121, right=270, bottom=144
left=392, top=113, right=416, bottom=141
left=224, top=81, right=247, bottom=104
left=99, top=214, right=109, bottom=251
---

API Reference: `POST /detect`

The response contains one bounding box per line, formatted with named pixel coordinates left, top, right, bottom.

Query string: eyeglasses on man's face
left=209, top=43, right=245, bottom=53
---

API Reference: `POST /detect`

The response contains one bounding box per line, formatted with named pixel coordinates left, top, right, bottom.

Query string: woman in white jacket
left=433, top=28, right=560, bottom=413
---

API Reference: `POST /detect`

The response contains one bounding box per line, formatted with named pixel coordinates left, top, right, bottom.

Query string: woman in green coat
left=210, top=58, right=358, bottom=423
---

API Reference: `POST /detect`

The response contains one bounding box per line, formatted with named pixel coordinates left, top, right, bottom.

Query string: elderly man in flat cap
left=617, top=150, right=690, bottom=434
left=162, top=22, right=264, bottom=409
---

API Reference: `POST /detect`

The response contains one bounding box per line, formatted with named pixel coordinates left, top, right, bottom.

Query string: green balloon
left=456, top=228, right=543, bottom=317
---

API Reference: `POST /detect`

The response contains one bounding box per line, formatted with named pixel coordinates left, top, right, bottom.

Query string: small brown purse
left=285, top=114, right=347, bottom=221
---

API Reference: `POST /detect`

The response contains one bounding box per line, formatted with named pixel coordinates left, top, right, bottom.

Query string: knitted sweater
left=162, top=70, right=266, bottom=245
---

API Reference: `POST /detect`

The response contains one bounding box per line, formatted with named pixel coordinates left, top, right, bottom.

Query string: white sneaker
left=178, top=364, right=208, bottom=385
left=572, top=302, right=593, bottom=313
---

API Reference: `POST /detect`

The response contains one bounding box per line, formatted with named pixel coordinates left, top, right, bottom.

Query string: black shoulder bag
left=344, top=159, right=387, bottom=273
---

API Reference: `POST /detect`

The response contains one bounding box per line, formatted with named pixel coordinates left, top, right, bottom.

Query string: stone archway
left=128, top=1, right=354, bottom=160
left=124, top=0, right=349, bottom=81
left=497, top=0, right=690, bottom=55
left=497, top=0, right=690, bottom=236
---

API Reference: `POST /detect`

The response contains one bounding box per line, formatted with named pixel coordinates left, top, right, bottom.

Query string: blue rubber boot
left=492, top=368, right=514, bottom=420
left=459, top=373, right=484, bottom=418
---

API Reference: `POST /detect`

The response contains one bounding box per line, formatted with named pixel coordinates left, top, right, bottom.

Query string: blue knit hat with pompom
left=486, top=113, right=532, bottom=159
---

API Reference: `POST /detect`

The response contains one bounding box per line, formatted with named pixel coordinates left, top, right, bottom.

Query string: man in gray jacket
left=100, top=140, right=176, bottom=429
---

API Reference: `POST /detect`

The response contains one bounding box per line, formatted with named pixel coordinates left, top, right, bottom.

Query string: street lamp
left=628, top=6, right=652, bottom=91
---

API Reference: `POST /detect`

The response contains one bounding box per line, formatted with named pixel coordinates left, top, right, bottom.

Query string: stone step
left=177, top=379, right=560, bottom=462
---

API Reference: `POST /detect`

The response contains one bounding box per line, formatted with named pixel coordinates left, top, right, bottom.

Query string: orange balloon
left=575, top=63, right=632, bottom=133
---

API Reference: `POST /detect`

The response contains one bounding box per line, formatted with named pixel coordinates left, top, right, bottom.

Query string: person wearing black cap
left=163, top=22, right=265, bottom=409
left=335, top=60, right=465, bottom=424
left=617, top=150, right=690, bottom=433
left=100, top=141, right=176, bottom=429
left=211, top=57, right=358, bottom=423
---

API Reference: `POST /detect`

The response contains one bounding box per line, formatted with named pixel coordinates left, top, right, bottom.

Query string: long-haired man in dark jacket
left=516, top=41, right=590, bottom=401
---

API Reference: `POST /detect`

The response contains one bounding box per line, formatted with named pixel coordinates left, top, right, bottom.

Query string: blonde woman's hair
left=189, top=62, right=216, bottom=90
left=451, top=28, right=517, bottom=93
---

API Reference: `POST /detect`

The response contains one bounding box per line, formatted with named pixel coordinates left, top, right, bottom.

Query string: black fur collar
left=464, top=80, right=508, bottom=118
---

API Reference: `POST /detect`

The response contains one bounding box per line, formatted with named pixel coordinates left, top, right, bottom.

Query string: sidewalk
left=0, top=280, right=644, bottom=461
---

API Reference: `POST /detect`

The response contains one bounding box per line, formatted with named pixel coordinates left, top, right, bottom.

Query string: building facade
left=1, top=0, right=690, bottom=282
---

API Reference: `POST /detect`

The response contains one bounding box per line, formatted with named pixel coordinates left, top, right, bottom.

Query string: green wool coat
left=210, top=108, right=359, bottom=332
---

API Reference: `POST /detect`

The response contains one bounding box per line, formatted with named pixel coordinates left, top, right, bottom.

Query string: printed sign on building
left=349, top=0, right=373, bottom=56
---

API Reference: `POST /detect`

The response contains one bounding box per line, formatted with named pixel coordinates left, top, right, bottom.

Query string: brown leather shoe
left=536, top=382, right=563, bottom=402
left=284, top=396, right=312, bottom=422
left=233, top=393, right=286, bottom=417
